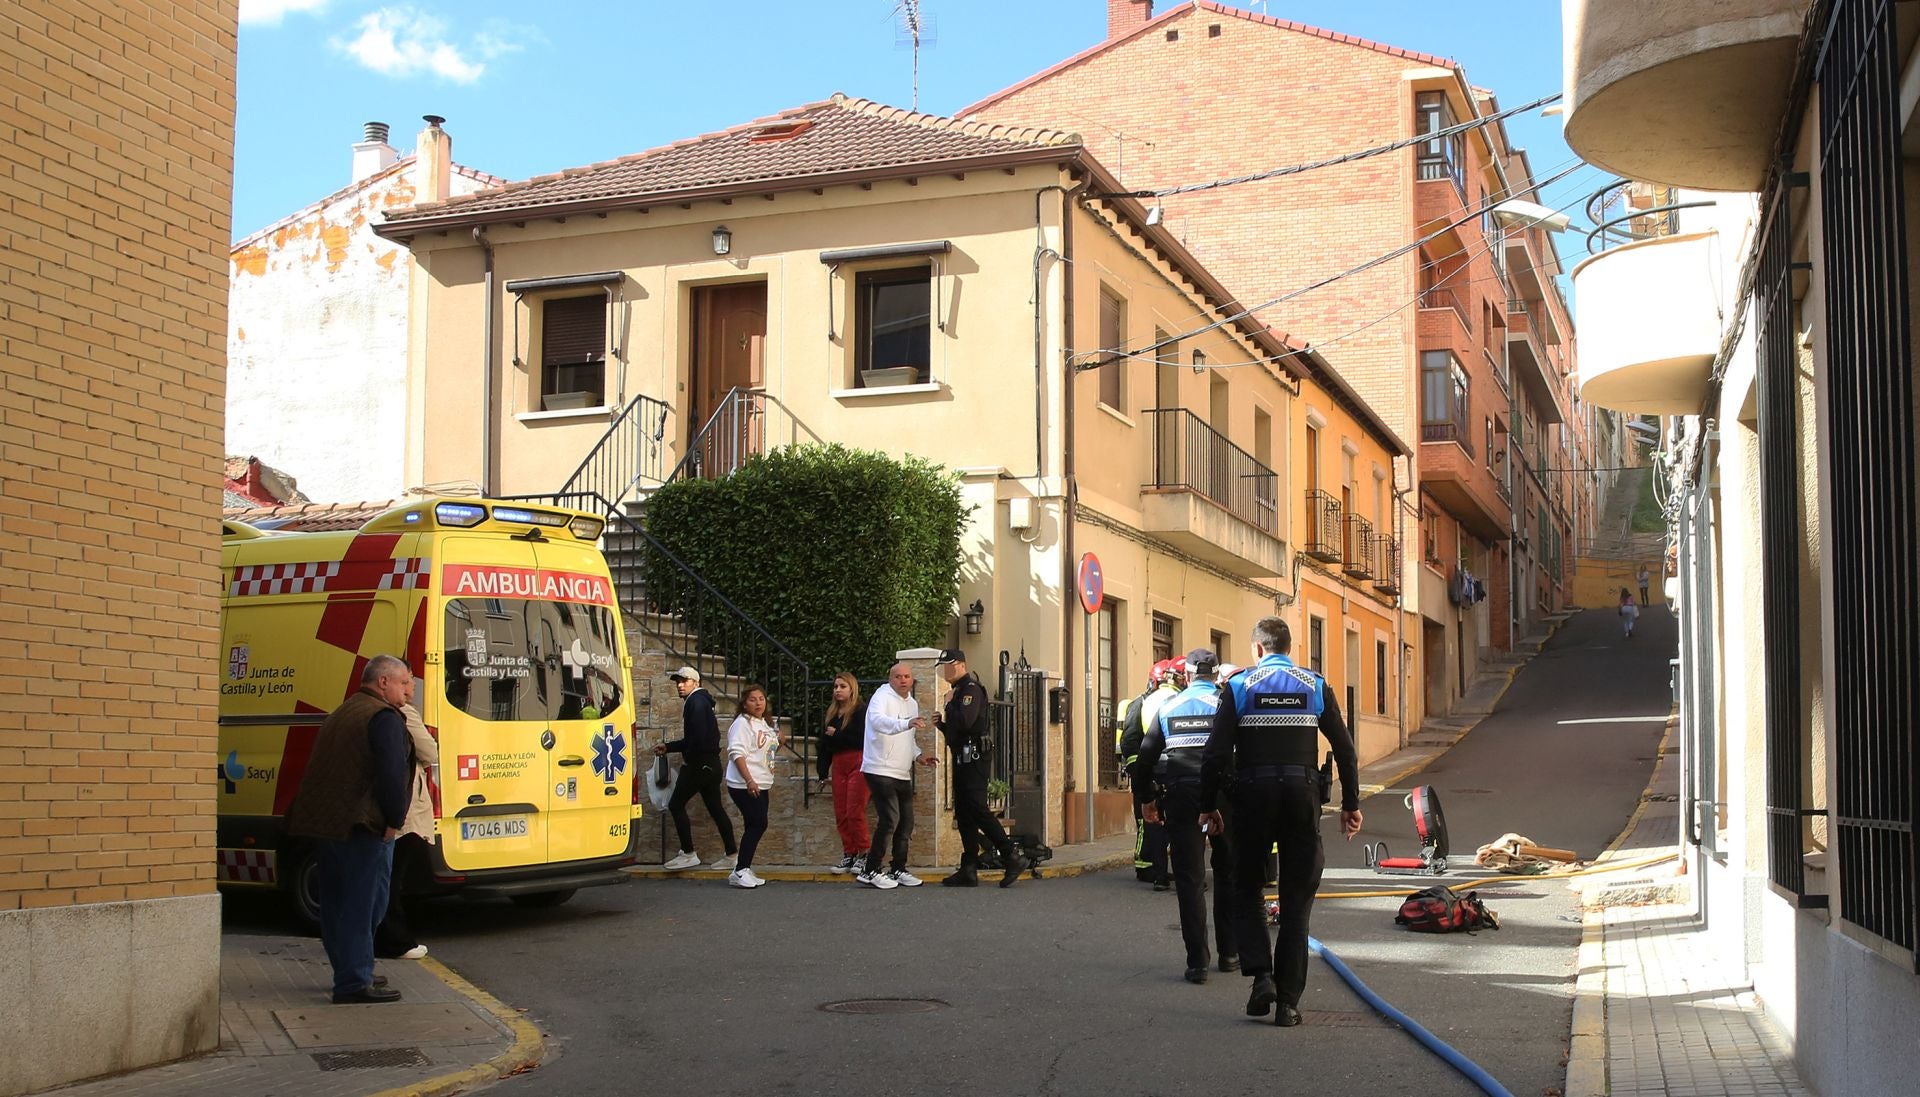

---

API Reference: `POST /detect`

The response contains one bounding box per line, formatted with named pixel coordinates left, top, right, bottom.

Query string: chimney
left=1108, top=0, right=1152, bottom=38
left=351, top=120, right=398, bottom=183
left=414, top=115, right=452, bottom=203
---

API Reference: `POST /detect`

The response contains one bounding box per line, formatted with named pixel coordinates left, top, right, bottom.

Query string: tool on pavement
left=1363, top=785, right=1449, bottom=876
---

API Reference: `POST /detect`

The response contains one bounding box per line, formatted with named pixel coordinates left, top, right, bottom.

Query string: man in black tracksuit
left=653, top=665, right=738, bottom=870
left=934, top=649, right=1027, bottom=888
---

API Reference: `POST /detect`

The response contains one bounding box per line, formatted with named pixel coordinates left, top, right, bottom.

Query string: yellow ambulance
left=217, top=498, right=641, bottom=925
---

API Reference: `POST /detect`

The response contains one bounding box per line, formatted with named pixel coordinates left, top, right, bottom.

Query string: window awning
left=818, top=241, right=951, bottom=265
left=504, top=271, right=624, bottom=294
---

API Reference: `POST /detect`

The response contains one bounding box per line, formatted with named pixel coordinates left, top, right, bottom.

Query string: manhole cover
left=1298, top=1010, right=1396, bottom=1029
left=817, top=998, right=949, bottom=1015
left=312, top=1048, right=429, bottom=1071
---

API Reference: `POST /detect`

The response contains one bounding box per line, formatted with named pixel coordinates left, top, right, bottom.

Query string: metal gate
left=997, top=652, right=1047, bottom=828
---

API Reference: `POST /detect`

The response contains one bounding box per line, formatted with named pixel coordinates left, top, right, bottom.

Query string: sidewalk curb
left=623, top=848, right=1134, bottom=884
left=368, top=957, right=545, bottom=1097
left=1562, top=707, right=1680, bottom=1097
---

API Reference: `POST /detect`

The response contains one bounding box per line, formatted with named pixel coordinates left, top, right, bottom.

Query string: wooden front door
left=689, top=283, right=767, bottom=477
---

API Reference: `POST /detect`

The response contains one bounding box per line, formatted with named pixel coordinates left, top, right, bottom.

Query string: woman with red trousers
left=819, top=672, right=871, bottom=873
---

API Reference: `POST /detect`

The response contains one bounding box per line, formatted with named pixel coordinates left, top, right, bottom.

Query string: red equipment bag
left=1394, top=885, right=1500, bottom=933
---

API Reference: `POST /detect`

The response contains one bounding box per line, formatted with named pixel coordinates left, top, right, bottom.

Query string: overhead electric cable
left=1099, top=91, right=1563, bottom=200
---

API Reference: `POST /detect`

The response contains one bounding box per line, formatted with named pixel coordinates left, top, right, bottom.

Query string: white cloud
left=334, top=7, right=487, bottom=84
left=239, top=0, right=328, bottom=26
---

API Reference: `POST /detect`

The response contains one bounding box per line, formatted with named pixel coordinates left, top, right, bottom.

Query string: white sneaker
left=727, top=868, right=765, bottom=889
left=401, top=944, right=428, bottom=960
left=856, top=867, right=898, bottom=890
left=662, top=851, right=701, bottom=871
left=710, top=853, right=736, bottom=870
left=891, top=869, right=923, bottom=888
left=830, top=855, right=859, bottom=875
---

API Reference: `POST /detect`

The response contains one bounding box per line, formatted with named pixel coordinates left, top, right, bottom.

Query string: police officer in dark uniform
left=1135, top=647, right=1237, bottom=984
left=934, top=649, right=1029, bottom=888
left=1201, top=616, right=1362, bottom=1027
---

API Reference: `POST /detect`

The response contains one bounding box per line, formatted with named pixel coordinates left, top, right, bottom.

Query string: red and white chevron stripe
left=216, top=849, right=276, bottom=883
left=228, top=558, right=428, bottom=598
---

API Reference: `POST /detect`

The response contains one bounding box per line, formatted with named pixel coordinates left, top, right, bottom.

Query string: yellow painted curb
left=1564, top=910, right=1609, bottom=1097
left=1597, top=710, right=1679, bottom=862
left=367, top=956, right=545, bottom=1097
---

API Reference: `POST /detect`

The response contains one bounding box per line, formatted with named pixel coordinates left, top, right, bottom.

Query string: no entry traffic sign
left=1077, top=553, right=1104, bottom=615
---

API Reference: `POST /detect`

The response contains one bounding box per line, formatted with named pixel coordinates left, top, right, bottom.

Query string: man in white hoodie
left=858, top=661, right=937, bottom=889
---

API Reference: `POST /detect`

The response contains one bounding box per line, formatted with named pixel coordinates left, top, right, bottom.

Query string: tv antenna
left=893, top=0, right=937, bottom=110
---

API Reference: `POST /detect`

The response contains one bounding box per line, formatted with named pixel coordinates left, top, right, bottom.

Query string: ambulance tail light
left=434, top=502, right=487, bottom=527
left=569, top=516, right=605, bottom=542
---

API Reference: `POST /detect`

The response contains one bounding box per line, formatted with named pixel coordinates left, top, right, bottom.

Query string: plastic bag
left=647, top=755, right=678, bottom=813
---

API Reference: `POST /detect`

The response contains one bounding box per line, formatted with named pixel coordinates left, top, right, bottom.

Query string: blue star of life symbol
left=591, top=726, right=627, bottom=783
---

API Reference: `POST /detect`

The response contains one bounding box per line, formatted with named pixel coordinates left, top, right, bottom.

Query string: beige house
left=375, top=95, right=1406, bottom=845
left=1, top=1, right=236, bottom=1093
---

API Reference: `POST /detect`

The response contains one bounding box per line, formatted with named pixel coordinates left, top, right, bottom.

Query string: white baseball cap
left=668, top=665, right=701, bottom=684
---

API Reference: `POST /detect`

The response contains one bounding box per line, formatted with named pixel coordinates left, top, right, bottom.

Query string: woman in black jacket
left=818, top=672, right=870, bottom=873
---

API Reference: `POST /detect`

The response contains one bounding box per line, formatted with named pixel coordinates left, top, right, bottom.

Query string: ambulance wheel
left=286, top=848, right=323, bottom=934
left=509, top=889, right=576, bottom=909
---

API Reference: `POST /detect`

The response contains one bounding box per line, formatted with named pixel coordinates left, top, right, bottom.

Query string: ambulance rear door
left=526, top=535, right=635, bottom=864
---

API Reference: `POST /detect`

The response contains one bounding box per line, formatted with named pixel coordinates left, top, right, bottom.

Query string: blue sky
left=233, top=1, right=1585, bottom=241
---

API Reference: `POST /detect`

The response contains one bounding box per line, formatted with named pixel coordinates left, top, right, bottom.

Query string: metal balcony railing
left=1343, top=515, right=1375, bottom=579
left=1145, top=409, right=1279, bottom=534
left=1304, top=489, right=1342, bottom=562
left=1420, top=412, right=1476, bottom=458
left=1373, top=536, right=1403, bottom=596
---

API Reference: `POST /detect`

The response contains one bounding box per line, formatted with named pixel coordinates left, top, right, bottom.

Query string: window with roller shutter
left=539, top=295, right=606, bottom=409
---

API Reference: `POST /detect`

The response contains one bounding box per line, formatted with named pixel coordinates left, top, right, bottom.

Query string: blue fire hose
left=1308, top=936, right=1514, bottom=1097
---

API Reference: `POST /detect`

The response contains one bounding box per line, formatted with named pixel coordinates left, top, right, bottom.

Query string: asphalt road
left=225, top=609, right=1677, bottom=1097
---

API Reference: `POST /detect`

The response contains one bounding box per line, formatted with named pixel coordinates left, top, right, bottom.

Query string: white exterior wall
left=226, top=162, right=490, bottom=502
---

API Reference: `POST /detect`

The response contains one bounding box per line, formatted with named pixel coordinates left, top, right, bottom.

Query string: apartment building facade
left=1, top=1, right=237, bottom=1093
left=373, top=95, right=1407, bottom=844
left=1564, top=0, right=1920, bottom=1091
left=964, top=0, right=1597, bottom=724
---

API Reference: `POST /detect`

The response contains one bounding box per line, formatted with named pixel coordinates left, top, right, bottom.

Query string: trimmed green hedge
left=641, top=444, right=969, bottom=682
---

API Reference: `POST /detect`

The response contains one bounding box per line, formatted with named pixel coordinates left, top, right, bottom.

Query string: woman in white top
left=1619, top=587, right=1640, bottom=639
left=723, top=684, right=780, bottom=889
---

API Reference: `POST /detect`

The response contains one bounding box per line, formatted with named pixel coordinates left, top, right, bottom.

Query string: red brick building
left=965, top=0, right=1587, bottom=719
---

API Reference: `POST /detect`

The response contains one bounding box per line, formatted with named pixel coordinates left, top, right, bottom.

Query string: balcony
left=1562, top=0, right=1805, bottom=190
left=1141, top=409, right=1284, bottom=579
left=1342, top=515, right=1375, bottom=579
left=1571, top=231, right=1720, bottom=414
left=1507, top=320, right=1566, bottom=425
left=1421, top=414, right=1475, bottom=457
left=1373, top=537, right=1403, bottom=596
left=1304, top=489, right=1343, bottom=562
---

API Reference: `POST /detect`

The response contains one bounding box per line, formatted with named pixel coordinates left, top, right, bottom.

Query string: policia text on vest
left=1199, top=621, right=1363, bottom=1028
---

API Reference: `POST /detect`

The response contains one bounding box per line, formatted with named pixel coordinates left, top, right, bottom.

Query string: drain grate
left=1298, top=1010, right=1396, bottom=1029
left=312, top=1047, right=430, bottom=1071
left=818, top=998, right=948, bottom=1015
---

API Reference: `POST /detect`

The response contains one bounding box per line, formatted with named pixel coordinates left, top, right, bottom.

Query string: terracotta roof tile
left=381, top=95, right=1081, bottom=225
left=223, top=500, right=400, bottom=533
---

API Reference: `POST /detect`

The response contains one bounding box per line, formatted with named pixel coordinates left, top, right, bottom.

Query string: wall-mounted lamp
left=963, top=599, right=984, bottom=635
left=1191, top=348, right=1207, bottom=375
left=711, top=225, right=732, bottom=256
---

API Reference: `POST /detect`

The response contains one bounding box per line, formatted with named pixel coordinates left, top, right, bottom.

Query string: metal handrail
left=1343, top=515, right=1375, bottom=578
left=1304, top=489, right=1343, bottom=561
left=663, top=387, right=824, bottom=485
left=558, top=392, right=671, bottom=505
left=1584, top=178, right=1716, bottom=255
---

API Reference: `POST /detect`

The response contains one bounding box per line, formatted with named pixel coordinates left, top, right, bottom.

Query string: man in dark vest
left=287, top=654, right=416, bottom=1004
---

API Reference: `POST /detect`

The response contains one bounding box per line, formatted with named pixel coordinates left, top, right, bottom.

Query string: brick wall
left=0, top=0, right=237, bottom=911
